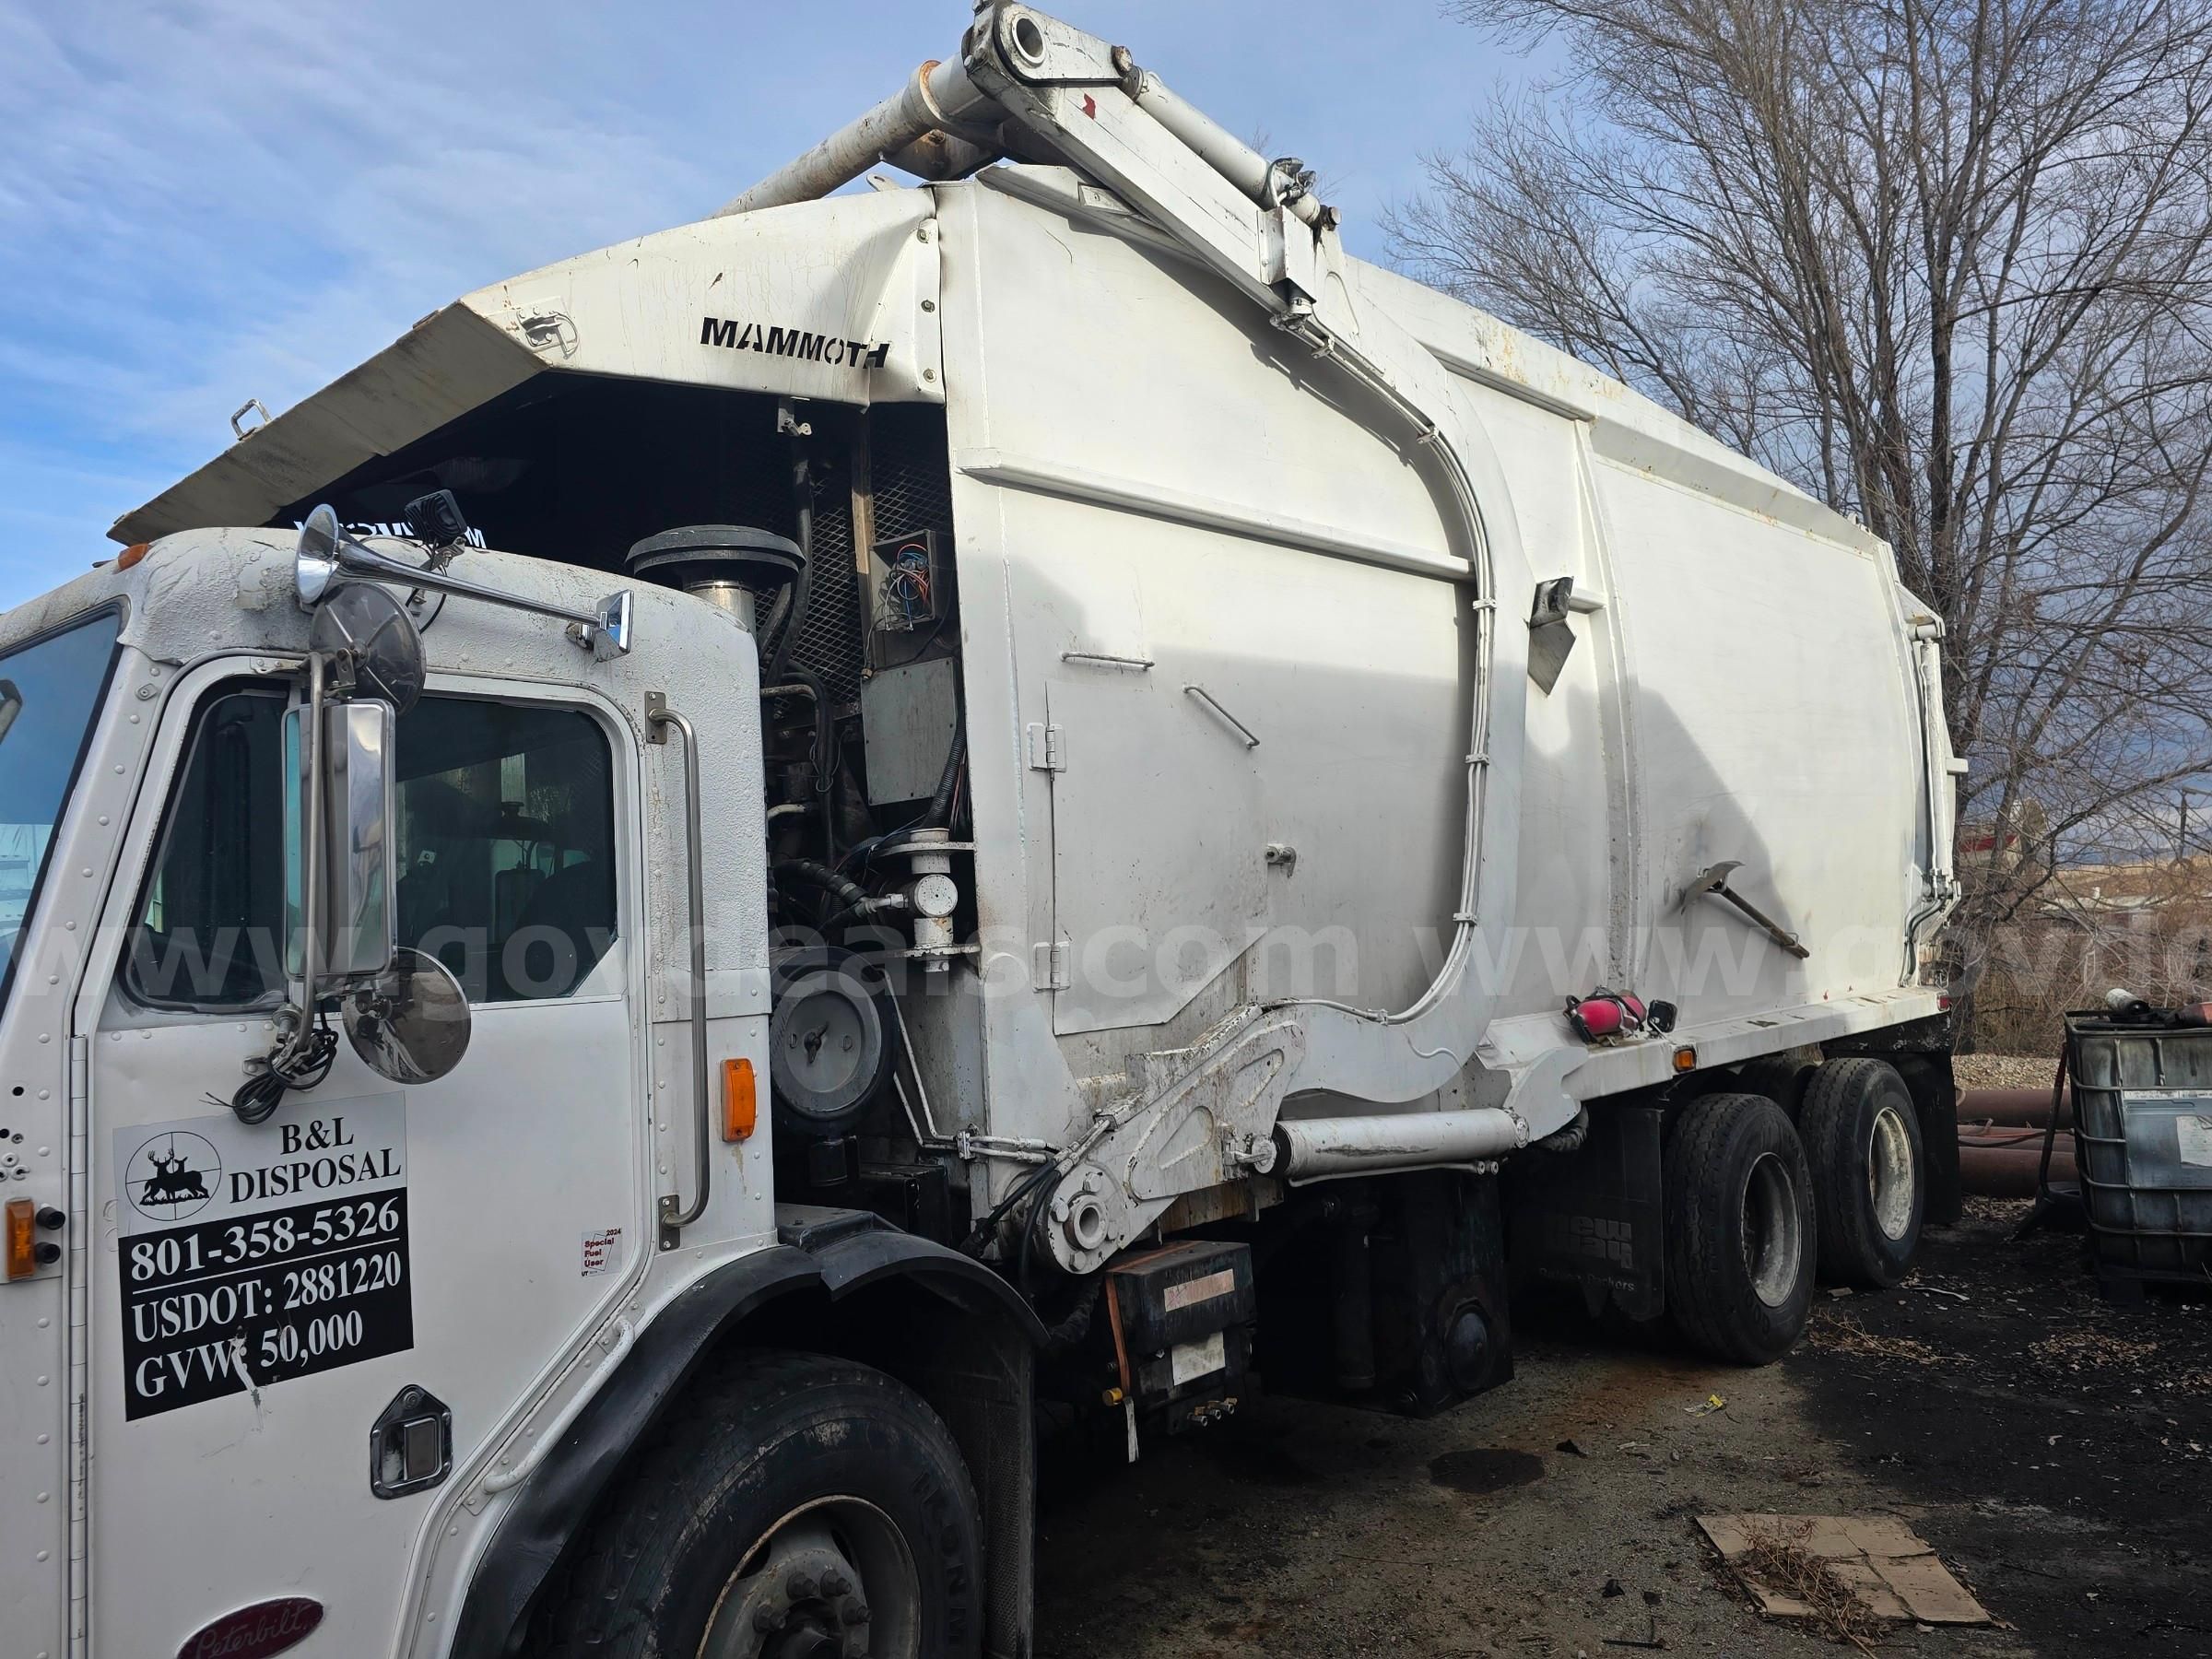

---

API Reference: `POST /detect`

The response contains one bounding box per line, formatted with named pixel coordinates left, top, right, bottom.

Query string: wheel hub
left=700, top=1499, right=914, bottom=1659
left=1867, top=1103, right=1916, bottom=1241
left=1740, top=1150, right=1804, bottom=1308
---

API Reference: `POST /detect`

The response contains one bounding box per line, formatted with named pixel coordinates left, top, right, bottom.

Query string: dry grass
left=2029, top=1329, right=2159, bottom=1371
left=1961, top=1194, right=2033, bottom=1226
left=1735, top=1519, right=1884, bottom=1651
left=1807, top=1310, right=1947, bottom=1365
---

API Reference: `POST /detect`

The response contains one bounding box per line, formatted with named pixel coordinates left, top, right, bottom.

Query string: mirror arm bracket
left=296, top=504, right=633, bottom=659
left=277, top=652, right=329, bottom=1071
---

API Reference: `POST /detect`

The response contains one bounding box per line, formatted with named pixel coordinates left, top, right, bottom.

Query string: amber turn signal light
left=722, top=1057, right=758, bottom=1142
left=1672, top=1045, right=1698, bottom=1074
left=4, top=1197, right=35, bottom=1280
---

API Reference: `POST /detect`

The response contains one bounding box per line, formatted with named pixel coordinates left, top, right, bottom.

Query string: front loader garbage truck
left=0, top=7, right=1962, bottom=1656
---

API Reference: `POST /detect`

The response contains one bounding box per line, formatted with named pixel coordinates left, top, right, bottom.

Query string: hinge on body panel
left=66, top=1031, right=90, bottom=1659
left=1025, top=721, right=1065, bottom=771
left=1032, top=939, right=1071, bottom=991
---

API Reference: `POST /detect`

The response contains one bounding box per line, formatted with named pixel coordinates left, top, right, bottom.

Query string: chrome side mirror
left=343, top=947, right=472, bottom=1084
left=312, top=582, right=425, bottom=713
left=285, top=700, right=397, bottom=982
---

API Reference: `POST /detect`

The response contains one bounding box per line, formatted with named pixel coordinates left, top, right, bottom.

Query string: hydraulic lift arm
left=725, top=5, right=1561, bottom=1264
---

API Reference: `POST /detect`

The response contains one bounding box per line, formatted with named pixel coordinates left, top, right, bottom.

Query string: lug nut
left=820, top=1571, right=851, bottom=1597
left=786, top=1571, right=818, bottom=1599
left=841, top=1598, right=872, bottom=1626
left=753, top=1607, right=783, bottom=1633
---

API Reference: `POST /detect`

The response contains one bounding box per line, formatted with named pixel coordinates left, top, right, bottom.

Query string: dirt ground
left=1033, top=1202, right=2212, bottom=1657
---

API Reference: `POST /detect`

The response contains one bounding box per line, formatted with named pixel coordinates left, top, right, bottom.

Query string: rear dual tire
left=1800, top=1057, right=1924, bottom=1288
left=1663, top=1092, right=1817, bottom=1365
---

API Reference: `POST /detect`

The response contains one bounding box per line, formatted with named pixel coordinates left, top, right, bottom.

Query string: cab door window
left=130, top=690, right=618, bottom=1009
left=129, top=688, right=288, bottom=1007
left=395, top=699, right=618, bottom=1001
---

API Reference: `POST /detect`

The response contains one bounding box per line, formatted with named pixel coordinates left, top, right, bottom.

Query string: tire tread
left=1663, top=1092, right=1816, bottom=1365
left=1800, top=1056, right=1924, bottom=1288
left=535, top=1349, right=979, bottom=1658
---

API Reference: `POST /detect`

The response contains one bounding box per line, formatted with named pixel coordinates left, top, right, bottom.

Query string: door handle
left=1183, top=684, right=1260, bottom=748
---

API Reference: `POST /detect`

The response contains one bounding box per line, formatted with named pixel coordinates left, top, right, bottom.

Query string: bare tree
left=1389, top=0, right=2212, bottom=1038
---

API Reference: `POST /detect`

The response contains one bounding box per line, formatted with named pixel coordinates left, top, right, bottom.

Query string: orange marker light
left=722, top=1057, right=758, bottom=1142
left=1672, top=1045, right=1698, bottom=1074
left=4, top=1197, right=34, bottom=1280
left=114, top=541, right=153, bottom=571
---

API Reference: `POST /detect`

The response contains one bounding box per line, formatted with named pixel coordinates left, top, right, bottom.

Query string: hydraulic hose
left=766, top=449, right=813, bottom=688
left=774, top=858, right=871, bottom=919
left=773, top=857, right=907, bottom=936
left=924, top=724, right=967, bottom=829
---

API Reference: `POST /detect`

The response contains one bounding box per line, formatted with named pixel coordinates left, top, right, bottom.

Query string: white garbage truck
left=0, top=6, right=1962, bottom=1655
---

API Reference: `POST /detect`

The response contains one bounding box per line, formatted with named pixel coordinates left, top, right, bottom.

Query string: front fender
left=449, top=1210, right=1042, bottom=1657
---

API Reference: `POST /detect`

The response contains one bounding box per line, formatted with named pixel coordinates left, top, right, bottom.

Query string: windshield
left=0, top=609, right=123, bottom=1015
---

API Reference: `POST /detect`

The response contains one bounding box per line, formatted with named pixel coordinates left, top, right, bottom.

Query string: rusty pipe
left=1958, top=1086, right=2062, bottom=1128
left=718, top=57, right=994, bottom=216
left=1959, top=1139, right=2075, bottom=1198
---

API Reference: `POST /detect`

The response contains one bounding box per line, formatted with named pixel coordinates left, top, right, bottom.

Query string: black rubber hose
left=1041, top=1279, right=1103, bottom=1354
left=766, top=450, right=812, bottom=687
left=818, top=892, right=909, bottom=935
left=757, top=582, right=794, bottom=652
left=773, top=858, right=870, bottom=925
left=924, top=725, right=967, bottom=829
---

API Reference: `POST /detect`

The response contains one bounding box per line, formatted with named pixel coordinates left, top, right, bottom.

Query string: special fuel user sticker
left=113, top=1094, right=412, bottom=1420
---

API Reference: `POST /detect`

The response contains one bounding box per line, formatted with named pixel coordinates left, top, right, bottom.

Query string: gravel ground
left=1953, top=1054, right=2060, bottom=1089
left=1031, top=1205, right=2212, bottom=1657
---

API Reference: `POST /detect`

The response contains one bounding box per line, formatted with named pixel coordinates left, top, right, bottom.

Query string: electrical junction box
left=870, top=526, right=948, bottom=633
left=860, top=655, right=959, bottom=806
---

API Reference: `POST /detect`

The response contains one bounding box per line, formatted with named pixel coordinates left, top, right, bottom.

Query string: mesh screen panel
left=782, top=403, right=951, bottom=707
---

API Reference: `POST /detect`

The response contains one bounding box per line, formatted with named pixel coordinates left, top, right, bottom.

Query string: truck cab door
left=78, top=666, right=649, bottom=1658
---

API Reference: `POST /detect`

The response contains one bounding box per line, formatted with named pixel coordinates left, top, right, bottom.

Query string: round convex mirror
left=342, top=947, right=472, bottom=1085
left=311, top=582, right=426, bottom=713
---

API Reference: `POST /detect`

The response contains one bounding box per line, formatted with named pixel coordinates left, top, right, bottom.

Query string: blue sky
left=0, top=2, right=1540, bottom=612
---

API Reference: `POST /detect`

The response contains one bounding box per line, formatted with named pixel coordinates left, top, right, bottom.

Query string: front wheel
left=540, top=1351, right=982, bottom=1659
left=1663, top=1092, right=1817, bottom=1365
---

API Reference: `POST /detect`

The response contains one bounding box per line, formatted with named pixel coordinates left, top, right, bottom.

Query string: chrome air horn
left=295, top=504, right=632, bottom=660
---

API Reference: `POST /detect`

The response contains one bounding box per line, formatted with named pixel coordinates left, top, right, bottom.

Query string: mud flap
left=1891, top=1053, right=1962, bottom=1228
left=1506, top=1104, right=1666, bottom=1321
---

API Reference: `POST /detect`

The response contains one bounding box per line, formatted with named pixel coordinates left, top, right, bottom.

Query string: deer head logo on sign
left=126, top=1129, right=222, bottom=1223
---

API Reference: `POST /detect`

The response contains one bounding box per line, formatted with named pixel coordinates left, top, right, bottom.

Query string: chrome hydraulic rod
left=1118, top=58, right=1328, bottom=229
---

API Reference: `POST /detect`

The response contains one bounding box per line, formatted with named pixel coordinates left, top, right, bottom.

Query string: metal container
left=2065, top=1014, right=2212, bottom=1288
